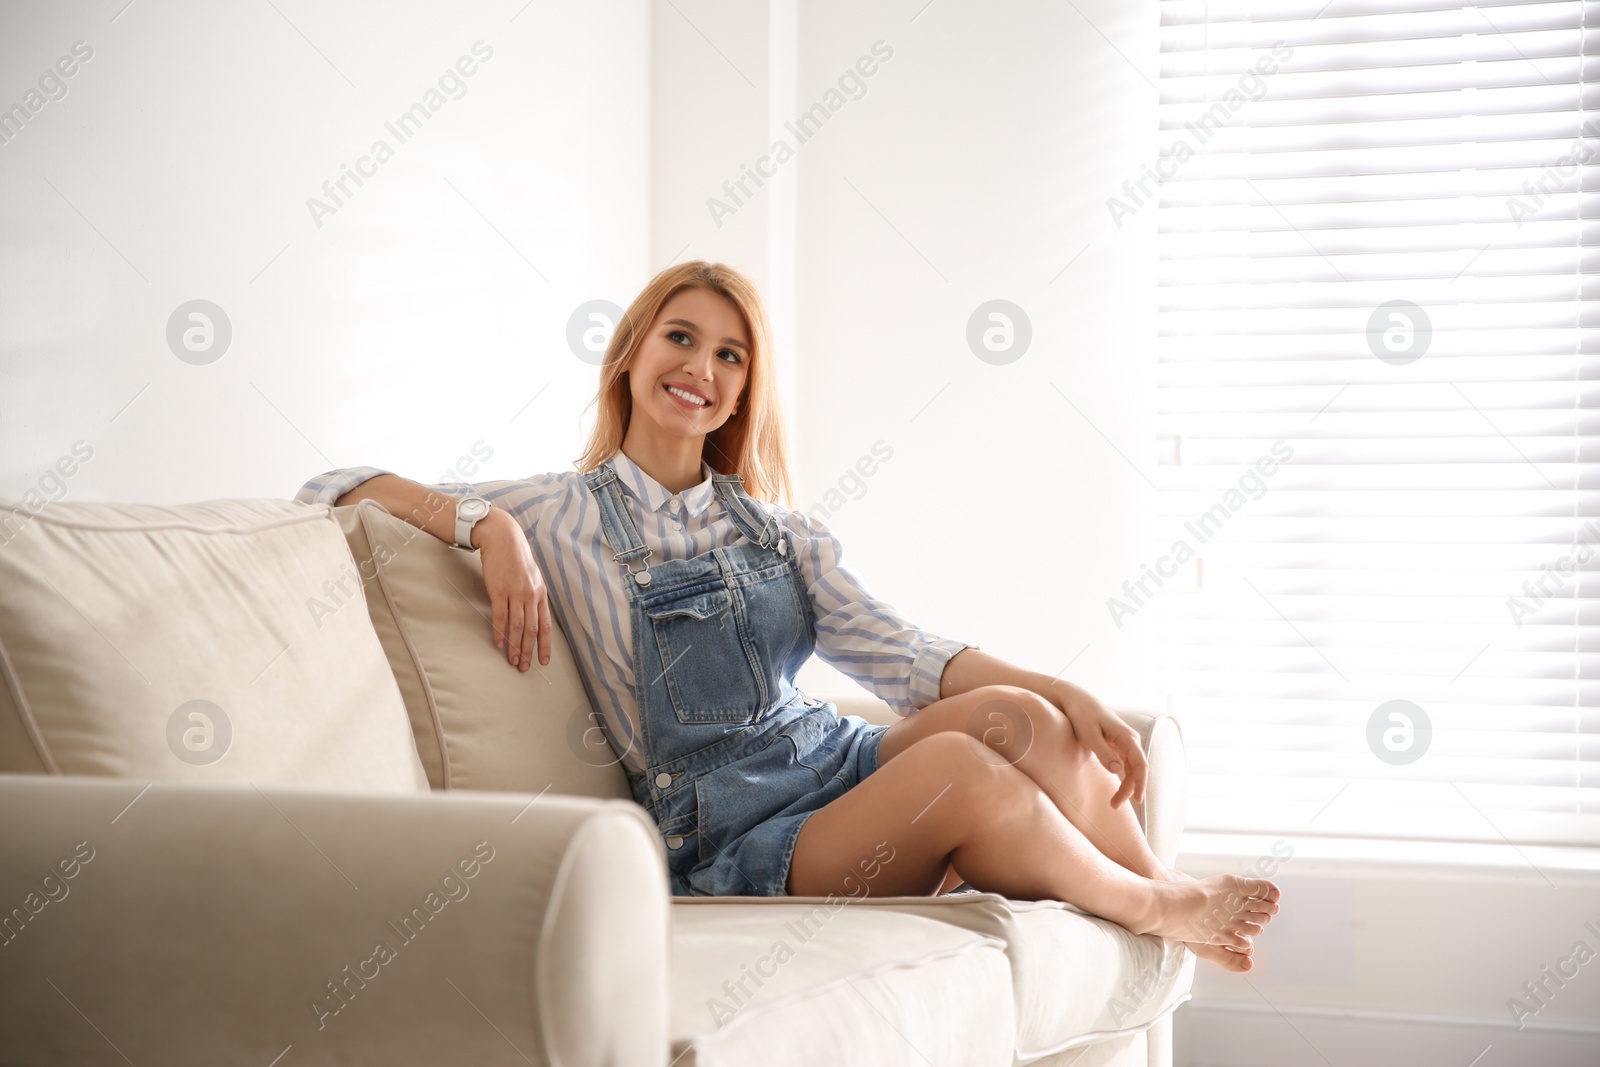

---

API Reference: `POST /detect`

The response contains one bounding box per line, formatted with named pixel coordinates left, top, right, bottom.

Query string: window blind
left=1151, top=0, right=1599, bottom=848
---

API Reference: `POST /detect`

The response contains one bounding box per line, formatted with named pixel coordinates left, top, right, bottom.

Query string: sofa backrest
left=331, top=499, right=632, bottom=800
left=0, top=497, right=430, bottom=793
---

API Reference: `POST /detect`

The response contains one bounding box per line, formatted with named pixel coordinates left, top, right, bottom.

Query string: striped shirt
left=296, top=450, right=975, bottom=774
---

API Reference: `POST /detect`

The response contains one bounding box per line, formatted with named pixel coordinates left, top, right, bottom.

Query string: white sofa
left=0, top=494, right=1195, bottom=1066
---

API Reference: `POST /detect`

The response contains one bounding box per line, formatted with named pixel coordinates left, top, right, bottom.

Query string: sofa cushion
left=0, top=498, right=428, bottom=793
left=677, top=892, right=1194, bottom=1063
left=668, top=901, right=1015, bottom=1067
left=329, top=499, right=631, bottom=799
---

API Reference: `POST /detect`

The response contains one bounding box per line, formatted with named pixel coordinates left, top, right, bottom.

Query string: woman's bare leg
left=787, top=732, right=1277, bottom=950
left=871, top=687, right=1276, bottom=969
left=876, top=685, right=1168, bottom=878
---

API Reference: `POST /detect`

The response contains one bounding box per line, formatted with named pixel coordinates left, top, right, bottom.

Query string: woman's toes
left=1246, top=878, right=1281, bottom=903
left=1246, top=912, right=1276, bottom=932
left=1186, top=941, right=1253, bottom=973
left=1250, top=898, right=1281, bottom=921
left=1148, top=872, right=1285, bottom=948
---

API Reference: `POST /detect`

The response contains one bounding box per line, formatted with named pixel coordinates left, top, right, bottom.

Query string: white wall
left=644, top=0, right=1163, bottom=710
left=0, top=0, right=652, bottom=507
left=650, top=0, right=797, bottom=415
left=787, top=0, right=1162, bottom=711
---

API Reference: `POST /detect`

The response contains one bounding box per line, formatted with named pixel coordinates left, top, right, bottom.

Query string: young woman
left=298, top=261, right=1278, bottom=972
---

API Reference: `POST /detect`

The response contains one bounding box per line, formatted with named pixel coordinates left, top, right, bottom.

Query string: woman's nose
left=682, top=346, right=715, bottom=379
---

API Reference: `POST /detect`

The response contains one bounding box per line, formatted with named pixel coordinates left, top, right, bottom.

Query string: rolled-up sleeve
left=780, top=509, right=976, bottom=714
left=294, top=466, right=396, bottom=507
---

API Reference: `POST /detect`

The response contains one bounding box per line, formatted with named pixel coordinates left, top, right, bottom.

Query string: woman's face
left=626, top=286, right=751, bottom=439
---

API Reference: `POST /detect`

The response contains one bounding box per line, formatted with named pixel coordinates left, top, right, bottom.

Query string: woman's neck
left=619, top=434, right=705, bottom=495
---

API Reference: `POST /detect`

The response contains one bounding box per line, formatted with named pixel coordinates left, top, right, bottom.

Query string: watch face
left=460, top=497, right=489, bottom=520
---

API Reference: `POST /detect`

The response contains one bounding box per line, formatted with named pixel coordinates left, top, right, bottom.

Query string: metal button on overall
left=655, top=772, right=672, bottom=788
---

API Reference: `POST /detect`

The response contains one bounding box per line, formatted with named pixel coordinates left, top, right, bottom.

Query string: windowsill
left=1176, top=831, right=1600, bottom=879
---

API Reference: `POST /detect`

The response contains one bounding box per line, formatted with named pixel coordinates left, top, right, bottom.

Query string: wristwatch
left=453, top=495, right=493, bottom=549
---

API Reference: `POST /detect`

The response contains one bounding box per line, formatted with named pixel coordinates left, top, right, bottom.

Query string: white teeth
left=665, top=385, right=710, bottom=407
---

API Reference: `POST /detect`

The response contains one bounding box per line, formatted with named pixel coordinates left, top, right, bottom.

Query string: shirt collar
left=607, top=449, right=720, bottom=517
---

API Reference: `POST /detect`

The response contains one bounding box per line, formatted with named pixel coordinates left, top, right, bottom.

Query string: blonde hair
left=575, top=261, right=796, bottom=508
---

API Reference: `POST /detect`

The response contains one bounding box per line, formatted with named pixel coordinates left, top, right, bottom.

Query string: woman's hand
left=1047, top=678, right=1148, bottom=808
left=475, top=509, right=551, bottom=671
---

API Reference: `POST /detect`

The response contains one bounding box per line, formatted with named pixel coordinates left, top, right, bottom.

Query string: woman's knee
left=964, top=686, right=1083, bottom=767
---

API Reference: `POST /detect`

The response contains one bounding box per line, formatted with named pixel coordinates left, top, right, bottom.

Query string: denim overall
left=583, top=460, right=889, bottom=896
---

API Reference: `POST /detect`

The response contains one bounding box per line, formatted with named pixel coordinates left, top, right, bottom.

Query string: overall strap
left=581, top=463, right=655, bottom=585
left=712, top=473, right=789, bottom=557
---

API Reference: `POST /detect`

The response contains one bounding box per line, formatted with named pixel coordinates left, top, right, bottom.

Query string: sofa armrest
left=820, top=692, right=1187, bottom=869
left=1112, top=708, right=1187, bottom=871
left=0, top=776, right=669, bottom=1067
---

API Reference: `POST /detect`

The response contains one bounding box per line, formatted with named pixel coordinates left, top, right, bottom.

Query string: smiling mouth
left=663, top=383, right=711, bottom=409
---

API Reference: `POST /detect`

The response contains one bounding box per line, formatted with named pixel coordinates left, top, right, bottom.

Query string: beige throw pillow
left=331, top=499, right=631, bottom=800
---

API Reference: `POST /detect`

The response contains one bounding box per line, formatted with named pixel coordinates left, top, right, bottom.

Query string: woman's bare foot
left=1161, top=868, right=1270, bottom=972
left=1169, top=878, right=1254, bottom=972
left=1133, top=872, right=1279, bottom=955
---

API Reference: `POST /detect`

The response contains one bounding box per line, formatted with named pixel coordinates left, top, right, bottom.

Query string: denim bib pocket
left=642, top=585, right=766, bottom=724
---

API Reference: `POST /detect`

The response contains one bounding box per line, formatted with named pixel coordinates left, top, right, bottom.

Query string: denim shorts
left=630, top=701, right=889, bottom=897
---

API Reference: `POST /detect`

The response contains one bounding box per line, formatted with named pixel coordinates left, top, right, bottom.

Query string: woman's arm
left=937, top=646, right=1150, bottom=808
left=329, top=472, right=514, bottom=548
left=297, top=467, right=557, bottom=669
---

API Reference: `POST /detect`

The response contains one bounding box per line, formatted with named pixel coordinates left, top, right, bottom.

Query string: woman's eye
left=667, top=329, right=741, bottom=363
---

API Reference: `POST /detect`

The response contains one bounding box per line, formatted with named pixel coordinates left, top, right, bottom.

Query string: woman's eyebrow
left=663, top=318, right=749, bottom=352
